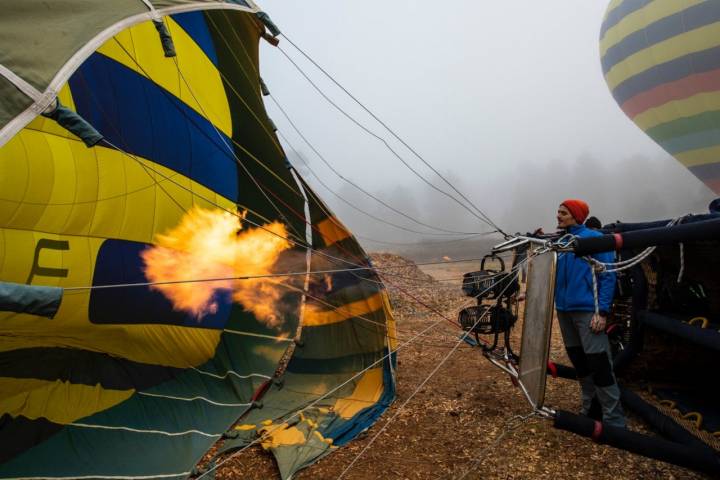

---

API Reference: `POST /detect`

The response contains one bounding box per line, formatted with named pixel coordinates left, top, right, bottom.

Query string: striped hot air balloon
left=600, top=0, right=720, bottom=193
left=0, top=2, right=396, bottom=478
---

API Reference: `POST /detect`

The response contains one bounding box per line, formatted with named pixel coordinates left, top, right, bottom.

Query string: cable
left=269, top=94, right=491, bottom=236
left=277, top=34, right=507, bottom=236
left=196, top=255, right=531, bottom=479
left=276, top=128, right=488, bottom=238
left=336, top=268, right=524, bottom=479
left=272, top=45, right=502, bottom=233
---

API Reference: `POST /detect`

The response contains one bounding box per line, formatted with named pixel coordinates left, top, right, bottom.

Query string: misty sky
left=256, top=1, right=716, bottom=250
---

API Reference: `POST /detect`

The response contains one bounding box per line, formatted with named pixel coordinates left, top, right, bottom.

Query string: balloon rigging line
left=106, top=31, right=519, bottom=361
left=269, top=95, right=491, bottom=236
left=278, top=32, right=504, bottom=234
left=102, top=41, right=381, bottom=275
left=62, top=266, right=372, bottom=291
left=275, top=128, right=488, bottom=238
left=336, top=268, right=523, bottom=479
left=189, top=18, right=491, bottom=241
left=274, top=36, right=506, bottom=236
left=197, top=254, right=533, bottom=479
left=112, top=38, right=305, bottom=206
left=167, top=54, right=305, bottom=241
left=106, top=40, right=308, bottom=244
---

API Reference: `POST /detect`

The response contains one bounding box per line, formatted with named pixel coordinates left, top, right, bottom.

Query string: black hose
left=573, top=219, right=720, bottom=256
left=554, top=410, right=720, bottom=476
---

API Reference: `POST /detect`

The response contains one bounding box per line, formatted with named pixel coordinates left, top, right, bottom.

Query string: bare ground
left=213, top=254, right=707, bottom=480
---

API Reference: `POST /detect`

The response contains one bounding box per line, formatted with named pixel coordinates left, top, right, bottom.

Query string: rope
left=62, top=266, right=373, bottom=291
left=273, top=44, right=503, bottom=234
left=196, top=255, right=531, bottom=479
left=278, top=33, right=507, bottom=237
left=336, top=268, right=524, bottom=479
left=270, top=95, right=491, bottom=236
left=276, top=129, right=485, bottom=237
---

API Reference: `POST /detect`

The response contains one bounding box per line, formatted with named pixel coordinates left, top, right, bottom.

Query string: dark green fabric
left=0, top=281, right=62, bottom=318
left=255, top=12, right=281, bottom=37
left=153, top=20, right=177, bottom=58
left=42, top=101, right=103, bottom=147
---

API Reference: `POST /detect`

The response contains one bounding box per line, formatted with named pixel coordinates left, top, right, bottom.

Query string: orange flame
left=141, top=207, right=292, bottom=326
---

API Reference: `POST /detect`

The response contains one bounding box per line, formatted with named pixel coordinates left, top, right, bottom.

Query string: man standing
left=555, top=199, right=626, bottom=428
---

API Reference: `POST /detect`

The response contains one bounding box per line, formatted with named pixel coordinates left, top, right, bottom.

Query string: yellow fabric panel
left=675, top=145, right=720, bottom=167
left=380, top=290, right=397, bottom=350
left=606, top=23, right=720, bottom=90
left=313, top=430, right=333, bottom=445
left=333, top=367, right=384, bottom=420
left=0, top=129, right=235, bottom=244
left=24, top=84, right=78, bottom=141
left=0, top=377, right=133, bottom=425
left=316, top=217, right=351, bottom=246
left=235, top=424, right=257, bottom=431
left=304, top=292, right=385, bottom=327
left=259, top=423, right=307, bottom=449
left=600, top=0, right=705, bottom=56
left=96, top=18, right=232, bottom=137
left=632, top=91, right=720, bottom=131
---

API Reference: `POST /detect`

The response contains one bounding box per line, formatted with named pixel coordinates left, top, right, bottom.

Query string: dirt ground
left=213, top=254, right=707, bottom=480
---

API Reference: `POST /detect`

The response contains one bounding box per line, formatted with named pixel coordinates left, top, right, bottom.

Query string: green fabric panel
left=240, top=371, right=358, bottom=426
left=296, top=316, right=387, bottom=362
left=287, top=350, right=386, bottom=375
left=206, top=11, right=307, bottom=240
left=0, top=76, right=32, bottom=135
left=0, top=1, right=147, bottom=91
left=268, top=410, right=334, bottom=480
left=646, top=110, right=720, bottom=143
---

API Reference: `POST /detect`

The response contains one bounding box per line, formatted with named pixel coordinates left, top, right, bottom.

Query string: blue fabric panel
left=172, top=11, right=219, bottom=66
left=689, top=162, right=720, bottom=181
left=600, top=0, right=653, bottom=40
left=89, top=239, right=232, bottom=329
left=68, top=52, right=239, bottom=201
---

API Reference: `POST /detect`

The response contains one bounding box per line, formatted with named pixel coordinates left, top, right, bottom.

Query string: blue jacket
left=554, top=224, right=616, bottom=313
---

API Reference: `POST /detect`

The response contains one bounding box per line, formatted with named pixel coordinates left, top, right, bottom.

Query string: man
left=555, top=199, right=626, bottom=428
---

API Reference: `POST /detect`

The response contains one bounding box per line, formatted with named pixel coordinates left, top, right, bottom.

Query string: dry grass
left=213, top=254, right=707, bottom=480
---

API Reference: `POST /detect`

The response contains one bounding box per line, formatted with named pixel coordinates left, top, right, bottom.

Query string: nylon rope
left=269, top=94, right=491, bottom=236
left=196, top=254, right=533, bottom=479
left=336, top=267, right=525, bottom=479
left=191, top=16, right=490, bottom=240
left=275, top=129, right=492, bottom=238
left=272, top=44, right=502, bottom=233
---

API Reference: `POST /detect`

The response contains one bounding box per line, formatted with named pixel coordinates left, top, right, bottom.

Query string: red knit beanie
left=561, top=199, right=589, bottom=224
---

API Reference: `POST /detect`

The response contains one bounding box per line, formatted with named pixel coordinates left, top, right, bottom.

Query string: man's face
left=557, top=205, right=578, bottom=229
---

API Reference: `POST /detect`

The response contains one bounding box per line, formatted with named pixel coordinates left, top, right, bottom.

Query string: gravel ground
left=211, top=253, right=708, bottom=480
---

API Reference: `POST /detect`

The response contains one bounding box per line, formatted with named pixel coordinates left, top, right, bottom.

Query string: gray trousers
left=557, top=311, right=626, bottom=428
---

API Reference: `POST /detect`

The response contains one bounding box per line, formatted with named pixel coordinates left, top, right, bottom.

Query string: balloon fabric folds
left=600, top=0, right=720, bottom=194
left=0, top=2, right=396, bottom=479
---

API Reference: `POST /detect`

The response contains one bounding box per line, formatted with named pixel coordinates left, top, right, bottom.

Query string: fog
left=259, top=1, right=717, bottom=260
left=289, top=148, right=715, bottom=260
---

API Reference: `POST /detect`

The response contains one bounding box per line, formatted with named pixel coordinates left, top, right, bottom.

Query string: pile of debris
left=370, top=253, right=466, bottom=320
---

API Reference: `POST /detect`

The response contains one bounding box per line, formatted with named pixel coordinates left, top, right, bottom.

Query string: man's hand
left=591, top=314, right=607, bottom=333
